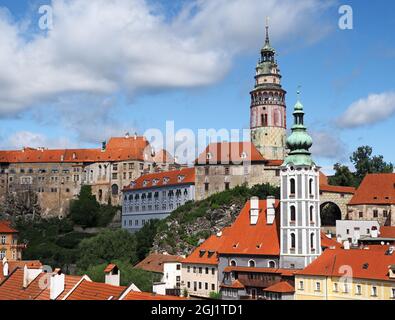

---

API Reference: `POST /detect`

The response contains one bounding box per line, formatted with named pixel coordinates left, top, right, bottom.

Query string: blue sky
left=0, top=0, right=394, bottom=173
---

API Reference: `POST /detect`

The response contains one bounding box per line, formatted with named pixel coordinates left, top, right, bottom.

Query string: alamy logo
left=38, top=5, right=53, bottom=30
left=338, top=5, right=353, bottom=30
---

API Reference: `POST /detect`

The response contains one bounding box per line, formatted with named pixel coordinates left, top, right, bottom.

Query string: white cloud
left=310, top=130, right=347, bottom=160
left=0, top=0, right=334, bottom=117
left=4, top=131, right=75, bottom=149
left=337, top=92, right=395, bottom=128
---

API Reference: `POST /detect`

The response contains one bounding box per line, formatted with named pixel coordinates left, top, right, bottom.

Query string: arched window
left=310, top=206, right=314, bottom=223
left=111, top=184, right=119, bottom=195
left=248, top=260, right=256, bottom=268
left=268, top=260, right=276, bottom=268
left=129, top=195, right=133, bottom=201
left=310, top=233, right=315, bottom=250
left=290, top=178, right=296, bottom=195
left=309, top=178, right=314, bottom=195
left=230, top=260, right=237, bottom=267
left=290, top=233, right=296, bottom=249
left=290, top=206, right=296, bottom=223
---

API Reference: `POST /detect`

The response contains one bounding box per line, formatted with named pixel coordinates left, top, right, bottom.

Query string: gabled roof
left=124, top=167, right=195, bottom=191
left=0, top=260, right=42, bottom=282
left=320, top=232, right=342, bottom=249
left=263, top=281, right=294, bottom=293
left=319, top=172, right=355, bottom=194
left=0, top=136, right=172, bottom=164
left=220, top=280, right=245, bottom=289
left=0, top=268, right=25, bottom=300
left=65, top=279, right=127, bottom=300
left=349, top=173, right=395, bottom=205
left=195, top=142, right=266, bottom=165
left=182, top=229, right=230, bottom=266
left=217, top=200, right=280, bottom=256
left=297, top=246, right=395, bottom=282
left=134, top=254, right=184, bottom=273
left=104, top=264, right=117, bottom=273
left=34, top=275, right=85, bottom=300
left=0, top=221, right=18, bottom=234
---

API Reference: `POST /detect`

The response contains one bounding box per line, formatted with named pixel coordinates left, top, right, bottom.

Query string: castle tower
left=250, top=22, right=287, bottom=160
left=279, top=93, right=321, bottom=269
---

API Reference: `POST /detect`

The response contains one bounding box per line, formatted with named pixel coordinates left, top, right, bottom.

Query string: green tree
left=69, top=186, right=100, bottom=228
left=77, top=229, right=138, bottom=270
left=79, top=260, right=161, bottom=292
left=209, top=291, right=221, bottom=300
left=350, top=146, right=393, bottom=185
left=328, top=163, right=357, bottom=187
left=135, top=219, right=160, bottom=261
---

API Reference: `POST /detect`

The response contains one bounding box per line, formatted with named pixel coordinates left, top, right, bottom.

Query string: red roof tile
left=0, top=268, right=25, bottom=300
left=217, top=200, right=280, bottom=256
left=263, top=281, right=294, bottom=293
left=223, top=266, right=297, bottom=276
left=124, top=167, right=195, bottom=191
left=104, top=264, right=117, bottom=273
left=319, top=184, right=355, bottom=194
left=0, top=136, right=172, bottom=164
left=0, top=221, right=18, bottom=233
left=183, top=229, right=230, bottom=266
left=220, top=280, right=245, bottom=289
left=297, top=246, right=395, bottom=282
left=320, top=232, right=342, bottom=249
left=135, top=254, right=184, bottom=273
left=349, top=173, right=395, bottom=205
left=379, top=226, right=395, bottom=239
left=34, top=275, right=84, bottom=300
left=195, top=142, right=265, bottom=165
left=65, top=279, right=127, bottom=300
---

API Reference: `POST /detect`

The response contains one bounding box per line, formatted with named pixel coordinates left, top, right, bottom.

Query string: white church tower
left=279, top=93, right=321, bottom=269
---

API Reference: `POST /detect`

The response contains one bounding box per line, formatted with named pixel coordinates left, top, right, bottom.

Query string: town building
left=181, top=230, right=229, bottom=299
left=295, top=246, right=395, bottom=300
left=122, top=167, right=195, bottom=232
left=347, top=173, right=395, bottom=226
left=336, top=220, right=380, bottom=244
left=0, top=134, right=176, bottom=218
left=133, top=253, right=184, bottom=296
left=0, top=221, right=24, bottom=261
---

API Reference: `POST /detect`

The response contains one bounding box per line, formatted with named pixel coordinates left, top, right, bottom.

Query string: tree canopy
left=69, top=185, right=100, bottom=227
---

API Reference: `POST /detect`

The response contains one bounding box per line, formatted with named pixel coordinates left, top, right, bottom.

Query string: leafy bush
left=69, top=186, right=100, bottom=228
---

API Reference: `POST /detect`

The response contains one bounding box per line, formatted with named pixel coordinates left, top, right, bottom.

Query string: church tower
left=279, top=94, right=321, bottom=270
left=250, top=22, right=287, bottom=160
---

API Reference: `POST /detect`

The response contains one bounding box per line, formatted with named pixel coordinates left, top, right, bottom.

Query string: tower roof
left=283, top=92, right=314, bottom=167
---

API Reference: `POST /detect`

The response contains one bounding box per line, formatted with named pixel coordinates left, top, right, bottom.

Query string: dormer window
left=178, top=175, right=185, bottom=182
left=152, top=179, right=159, bottom=186
left=163, top=177, right=170, bottom=184
left=143, top=180, right=149, bottom=187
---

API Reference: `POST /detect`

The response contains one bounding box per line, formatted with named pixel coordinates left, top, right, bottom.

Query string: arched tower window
left=290, top=178, right=296, bottom=195
left=310, top=233, right=315, bottom=250
left=309, top=178, right=314, bottom=195
left=290, top=233, right=296, bottom=249
left=310, top=206, right=314, bottom=223
left=248, top=260, right=256, bottom=268
left=268, top=260, right=276, bottom=268
left=290, top=206, right=296, bottom=223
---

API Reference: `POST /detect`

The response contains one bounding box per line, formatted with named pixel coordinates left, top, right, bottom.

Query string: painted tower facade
left=279, top=95, right=321, bottom=270
left=250, top=24, right=287, bottom=160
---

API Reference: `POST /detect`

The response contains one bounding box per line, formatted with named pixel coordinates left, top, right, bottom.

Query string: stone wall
left=347, top=204, right=393, bottom=226
left=320, top=191, right=353, bottom=220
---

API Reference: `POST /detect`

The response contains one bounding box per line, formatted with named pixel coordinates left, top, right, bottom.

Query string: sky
left=0, top=0, right=394, bottom=173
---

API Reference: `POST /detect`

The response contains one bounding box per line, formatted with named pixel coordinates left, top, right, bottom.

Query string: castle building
left=121, top=167, right=195, bottom=232
left=279, top=96, right=322, bottom=270
left=250, top=24, right=287, bottom=161
left=0, top=135, right=176, bottom=218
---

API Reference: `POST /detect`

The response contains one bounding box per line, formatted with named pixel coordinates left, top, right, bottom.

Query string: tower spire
left=265, top=17, right=270, bottom=46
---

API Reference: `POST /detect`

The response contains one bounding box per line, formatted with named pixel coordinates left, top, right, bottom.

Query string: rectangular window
left=1, top=236, right=6, bottom=245
left=383, top=210, right=388, bottom=217
left=139, top=163, right=144, bottom=171
left=205, top=167, right=209, bottom=175
left=112, top=173, right=118, bottom=180
left=371, top=286, right=377, bottom=297
left=113, top=164, right=118, bottom=171
left=225, top=182, right=230, bottom=190
left=199, top=267, right=202, bottom=274
left=205, top=267, right=209, bottom=274
left=205, top=283, right=208, bottom=290
left=373, top=210, right=378, bottom=218
left=187, top=282, right=190, bottom=289
left=224, top=166, right=230, bottom=175
left=176, top=264, right=181, bottom=270
left=333, top=283, right=338, bottom=292
left=356, top=285, right=362, bottom=295
left=194, top=282, right=197, bottom=291
left=211, top=284, right=215, bottom=291
left=187, top=266, right=190, bottom=273
left=129, top=163, right=134, bottom=170
left=204, top=183, right=209, bottom=192
left=315, top=282, right=321, bottom=292
left=391, top=288, right=395, bottom=298
left=359, top=212, right=363, bottom=218
left=198, top=282, right=202, bottom=290
left=299, top=281, right=304, bottom=290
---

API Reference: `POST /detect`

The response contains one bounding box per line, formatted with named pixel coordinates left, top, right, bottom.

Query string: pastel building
left=121, top=168, right=195, bottom=232
left=0, top=221, right=24, bottom=261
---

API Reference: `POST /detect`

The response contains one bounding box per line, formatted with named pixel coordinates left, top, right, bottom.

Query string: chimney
left=134, top=132, right=138, bottom=140
left=250, top=197, right=260, bottom=225
left=371, top=227, right=379, bottom=238
left=105, top=264, right=120, bottom=286
left=2, top=257, right=8, bottom=277
left=50, top=269, right=65, bottom=300
left=125, top=132, right=130, bottom=139
left=266, top=196, right=276, bottom=225
left=343, top=240, right=350, bottom=250
left=23, top=265, right=41, bottom=288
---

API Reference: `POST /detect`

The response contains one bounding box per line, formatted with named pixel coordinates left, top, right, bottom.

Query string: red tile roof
left=195, top=142, right=266, bottom=165
left=0, top=221, right=18, bottom=233
left=321, top=232, right=342, bottom=249
left=319, top=172, right=355, bottom=194
left=0, top=136, right=172, bottom=164
left=124, top=167, right=195, bottom=191
left=34, top=275, right=84, bottom=300
left=217, top=200, right=280, bottom=256
left=0, top=260, right=42, bottom=283
left=135, top=254, right=184, bottom=273
left=220, top=280, right=245, bottom=289
left=104, top=264, right=117, bottom=273
left=182, top=229, right=230, bottom=266
left=122, top=291, right=186, bottom=300
left=349, top=173, right=395, bottom=205
left=379, top=226, right=395, bottom=239
left=263, top=281, right=294, bottom=293
left=297, top=246, right=395, bottom=282
left=0, top=268, right=25, bottom=300
left=65, top=279, right=127, bottom=300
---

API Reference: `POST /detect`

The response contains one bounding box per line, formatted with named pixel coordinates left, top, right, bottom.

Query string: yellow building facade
left=0, top=221, right=23, bottom=261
